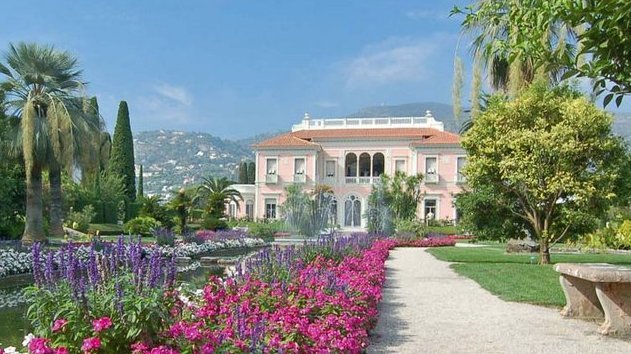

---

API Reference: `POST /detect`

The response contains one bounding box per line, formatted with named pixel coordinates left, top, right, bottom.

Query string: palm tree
left=454, top=0, right=577, bottom=97
left=0, top=42, right=96, bottom=242
left=194, top=177, right=243, bottom=218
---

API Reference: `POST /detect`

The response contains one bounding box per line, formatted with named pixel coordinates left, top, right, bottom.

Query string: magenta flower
left=54, top=347, right=70, bottom=354
left=52, top=318, right=68, bottom=332
left=81, top=337, right=101, bottom=353
left=92, top=317, right=113, bottom=332
left=28, top=337, right=52, bottom=354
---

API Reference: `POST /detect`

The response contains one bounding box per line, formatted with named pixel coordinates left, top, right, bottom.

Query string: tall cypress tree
left=247, top=161, right=256, bottom=184
left=238, top=162, right=248, bottom=184
left=137, top=164, right=144, bottom=199
left=108, top=101, right=136, bottom=200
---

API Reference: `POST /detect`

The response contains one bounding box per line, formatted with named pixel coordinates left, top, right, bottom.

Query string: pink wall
left=251, top=145, right=466, bottom=225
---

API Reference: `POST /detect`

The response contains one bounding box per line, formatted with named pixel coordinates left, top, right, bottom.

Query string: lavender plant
left=25, top=237, right=177, bottom=352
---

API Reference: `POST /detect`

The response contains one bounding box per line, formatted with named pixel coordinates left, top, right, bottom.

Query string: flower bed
left=145, top=235, right=397, bottom=353
left=0, top=248, right=32, bottom=278
left=5, top=233, right=397, bottom=353
left=396, top=236, right=457, bottom=248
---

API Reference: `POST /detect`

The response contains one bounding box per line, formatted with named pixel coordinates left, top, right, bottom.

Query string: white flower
left=22, top=333, right=34, bottom=347
left=4, top=346, right=18, bottom=354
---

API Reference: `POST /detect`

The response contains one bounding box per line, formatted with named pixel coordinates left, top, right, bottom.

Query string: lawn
left=427, top=246, right=631, bottom=307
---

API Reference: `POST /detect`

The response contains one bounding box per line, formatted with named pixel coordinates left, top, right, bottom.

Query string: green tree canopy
left=194, top=176, right=242, bottom=218
left=238, top=162, right=248, bottom=184
left=247, top=161, right=256, bottom=184
left=462, top=85, right=627, bottom=263
left=108, top=100, right=136, bottom=200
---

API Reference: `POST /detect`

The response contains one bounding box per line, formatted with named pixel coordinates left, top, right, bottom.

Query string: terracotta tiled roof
left=254, top=133, right=320, bottom=149
left=411, top=130, right=461, bottom=145
left=254, top=128, right=461, bottom=148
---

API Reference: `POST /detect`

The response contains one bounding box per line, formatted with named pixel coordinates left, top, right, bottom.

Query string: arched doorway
left=344, top=195, right=361, bottom=227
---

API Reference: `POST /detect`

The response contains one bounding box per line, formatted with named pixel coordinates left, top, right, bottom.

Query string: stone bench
left=554, top=263, right=631, bottom=336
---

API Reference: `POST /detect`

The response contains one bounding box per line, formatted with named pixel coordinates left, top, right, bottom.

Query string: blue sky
left=2, top=1, right=629, bottom=138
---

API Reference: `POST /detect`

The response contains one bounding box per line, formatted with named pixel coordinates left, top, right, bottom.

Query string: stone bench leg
left=595, top=282, right=631, bottom=336
left=558, top=275, right=604, bottom=319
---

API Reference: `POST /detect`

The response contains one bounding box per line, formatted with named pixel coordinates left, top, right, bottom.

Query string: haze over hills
left=135, top=102, right=631, bottom=196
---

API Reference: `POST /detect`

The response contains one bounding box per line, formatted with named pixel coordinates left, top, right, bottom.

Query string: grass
left=88, top=223, right=124, bottom=235
left=427, top=246, right=631, bottom=307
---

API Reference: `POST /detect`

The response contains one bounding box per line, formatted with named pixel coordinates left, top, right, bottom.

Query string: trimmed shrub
left=123, top=216, right=161, bottom=236
left=201, top=216, right=228, bottom=231
left=64, top=205, right=96, bottom=233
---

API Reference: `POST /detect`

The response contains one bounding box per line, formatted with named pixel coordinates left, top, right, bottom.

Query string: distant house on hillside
left=230, top=111, right=466, bottom=230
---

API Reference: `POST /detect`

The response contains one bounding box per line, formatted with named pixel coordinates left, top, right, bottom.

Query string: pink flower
left=54, top=347, right=69, bottom=354
left=81, top=337, right=101, bottom=353
left=52, top=318, right=68, bottom=332
left=28, top=337, right=52, bottom=354
left=91, top=317, right=113, bottom=332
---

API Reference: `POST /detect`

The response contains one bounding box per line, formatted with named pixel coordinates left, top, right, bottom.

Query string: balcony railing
left=265, top=174, right=278, bottom=184
left=345, top=177, right=375, bottom=184
left=294, top=174, right=306, bottom=183
left=425, top=173, right=438, bottom=183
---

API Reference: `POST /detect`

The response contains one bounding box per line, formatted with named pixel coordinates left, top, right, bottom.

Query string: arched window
left=344, top=195, right=361, bottom=227
left=345, top=153, right=357, bottom=177
left=372, top=153, right=385, bottom=177
left=359, top=153, right=371, bottom=177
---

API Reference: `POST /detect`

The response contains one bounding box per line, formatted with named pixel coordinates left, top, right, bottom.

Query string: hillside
left=134, top=130, right=254, bottom=195
left=135, top=104, right=631, bottom=196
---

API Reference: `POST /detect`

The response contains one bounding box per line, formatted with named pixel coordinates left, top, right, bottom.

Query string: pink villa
left=230, top=111, right=466, bottom=231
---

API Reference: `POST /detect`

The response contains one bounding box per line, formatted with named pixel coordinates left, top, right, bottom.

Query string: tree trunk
left=49, top=161, right=64, bottom=237
left=539, top=238, right=551, bottom=264
left=22, top=164, right=46, bottom=243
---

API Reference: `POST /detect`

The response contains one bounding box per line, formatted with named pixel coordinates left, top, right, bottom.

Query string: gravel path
left=368, top=248, right=631, bottom=354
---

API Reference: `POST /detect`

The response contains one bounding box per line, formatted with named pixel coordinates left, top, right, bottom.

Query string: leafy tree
left=247, top=161, right=256, bottom=184
left=108, top=101, right=136, bottom=200
left=137, top=164, right=144, bottom=199
left=138, top=194, right=172, bottom=228
left=0, top=42, right=94, bottom=241
left=194, top=177, right=242, bottom=218
left=462, top=85, right=627, bottom=263
left=453, top=0, right=631, bottom=106
left=0, top=91, right=26, bottom=238
left=455, top=185, right=530, bottom=241
left=238, top=162, right=248, bottom=184
left=382, top=171, right=424, bottom=220
left=168, top=188, right=192, bottom=232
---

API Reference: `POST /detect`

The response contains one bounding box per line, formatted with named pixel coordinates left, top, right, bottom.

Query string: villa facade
left=230, top=111, right=466, bottom=230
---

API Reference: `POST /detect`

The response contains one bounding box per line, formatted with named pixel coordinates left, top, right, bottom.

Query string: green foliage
left=201, top=215, right=228, bottom=231
left=25, top=272, right=171, bottom=353
left=247, top=161, right=256, bottom=184
left=64, top=172, right=126, bottom=224
left=64, top=205, right=96, bottom=233
left=139, top=195, right=173, bottom=229
left=616, top=220, right=631, bottom=250
left=238, top=162, right=248, bottom=184
left=462, top=85, right=627, bottom=262
left=248, top=221, right=284, bottom=242
left=0, top=161, right=26, bottom=239
left=394, top=218, right=425, bottom=238
left=123, top=216, right=161, bottom=236
left=153, top=227, right=175, bottom=246
left=195, top=176, right=242, bottom=218
left=168, top=188, right=192, bottom=232
left=453, top=0, right=631, bottom=105
left=455, top=185, right=528, bottom=241
left=108, top=101, right=136, bottom=200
